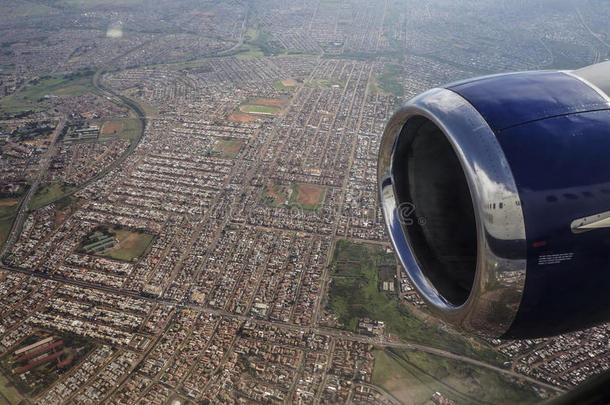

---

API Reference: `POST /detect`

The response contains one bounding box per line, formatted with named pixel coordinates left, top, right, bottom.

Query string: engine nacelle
left=378, top=62, right=610, bottom=338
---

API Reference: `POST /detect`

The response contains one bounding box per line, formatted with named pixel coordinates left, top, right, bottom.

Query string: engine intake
left=378, top=62, right=610, bottom=338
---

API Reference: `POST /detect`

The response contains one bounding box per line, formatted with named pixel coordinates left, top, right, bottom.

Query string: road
left=0, top=117, right=66, bottom=258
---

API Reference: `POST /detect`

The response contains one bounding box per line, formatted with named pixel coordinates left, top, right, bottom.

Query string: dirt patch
left=383, top=377, right=421, bottom=404
left=101, top=121, right=125, bottom=136
left=229, top=113, right=259, bottom=122
left=250, top=97, right=289, bottom=107
left=281, top=78, right=297, bottom=87
left=263, top=181, right=291, bottom=206
left=190, top=10, right=216, bottom=16
left=212, top=138, right=244, bottom=158
left=0, top=200, right=18, bottom=207
left=295, top=184, right=325, bottom=205
left=115, top=232, right=138, bottom=250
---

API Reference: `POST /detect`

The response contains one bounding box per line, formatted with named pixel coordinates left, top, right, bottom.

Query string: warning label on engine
left=537, top=253, right=574, bottom=266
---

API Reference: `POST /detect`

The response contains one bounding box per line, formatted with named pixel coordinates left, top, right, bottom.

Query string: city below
left=0, top=0, right=609, bottom=404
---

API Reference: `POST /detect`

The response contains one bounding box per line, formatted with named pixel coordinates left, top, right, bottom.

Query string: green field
left=0, top=372, right=22, bottom=405
left=261, top=182, right=325, bottom=211
left=272, top=79, right=298, bottom=92
left=108, top=228, right=154, bottom=261
left=30, top=182, right=74, bottom=210
left=233, top=43, right=265, bottom=59
left=0, top=216, right=15, bottom=250
left=0, top=72, right=95, bottom=114
left=373, top=349, right=539, bottom=405
left=289, top=183, right=326, bottom=211
left=240, top=105, right=280, bottom=115
left=0, top=198, right=20, bottom=219
left=327, top=240, right=505, bottom=365
left=100, top=118, right=141, bottom=141
left=79, top=225, right=154, bottom=262
left=372, top=63, right=405, bottom=97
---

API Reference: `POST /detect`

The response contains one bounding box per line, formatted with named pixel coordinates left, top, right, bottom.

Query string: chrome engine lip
left=378, top=87, right=527, bottom=337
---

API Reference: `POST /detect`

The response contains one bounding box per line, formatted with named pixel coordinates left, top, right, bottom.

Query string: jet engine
left=378, top=62, right=610, bottom=338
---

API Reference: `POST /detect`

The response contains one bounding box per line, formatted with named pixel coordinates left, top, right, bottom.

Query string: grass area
left=100, top=118, right=140, bottom=141
left=372, top=349, right=539, bottom=405
left=272, top=78, right=298, bottom=92
left=240, top=105, right=280, bottom=115
left=327, top=240, right=506, bottom=365
left=108, top=228, right=154, bottom=261
left=0, top=372, right=22, bottom=405
left=233, top=44, right=265, bottom=59
left=261, top=182, right=291, bottom=207
left=261, top=182, right=325, bottom=211
left=136, top=100, right=159, bottom=117
left=0, top=71, right=95, bottom=114
left=210, top=137, right=244, bottom=159
left=0, top=198, right=20, bottom=219
left=29, top=182, right=74, bottom=210
left=290, top=183, right=326, bottom=210
left=0, top=216, right=14, bottom=250
left=79, top=225, right=154, bottom=262
left=373, top=63, right=405, bottom=97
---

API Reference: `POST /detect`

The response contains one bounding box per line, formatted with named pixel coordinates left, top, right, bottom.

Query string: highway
left=0, top=117, right=66, bottom=258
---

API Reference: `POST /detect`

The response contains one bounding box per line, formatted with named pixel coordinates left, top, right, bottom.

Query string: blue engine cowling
left=378, top=61, right=610, bottom=338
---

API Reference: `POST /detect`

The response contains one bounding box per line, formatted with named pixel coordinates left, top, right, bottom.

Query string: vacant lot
left=327, top=240, right=506, bottom=365
left=292, top=183, right=326, bottom=209
left=100, top=118, right=140, bottom=141
left=261, top=181, right=292, bottom=207
left=0, top=199, right=19, bottom=218
left=228, top=112, right=259, bottom=123
left=250, top=97, right=288, bottom=107
left=100, top=120, right=125, bottom=136
left=211, top=137, right=244, bottom=158
left=281, top=78, right=297, bottom=87
left=30, top=182, right=74, bottom=210
left=372, top=349, right=539, bottom=405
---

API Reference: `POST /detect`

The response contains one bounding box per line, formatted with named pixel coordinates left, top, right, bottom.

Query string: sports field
left=228, top=112, right=259, bottom=122
left=79, top=226, right=154, bottom=262
left=261, top=182, right=326, bottom=211
left=100, top=118, right=140, bottom=141
left=100, top=120, right=125, bottom=136
left=107, top=228, right=154, bottom=261
left=291, top=183, right=326, bottom=210
left=240, top=104, right=280, bottom=115
left=239, top=97, right=289, bottom=117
